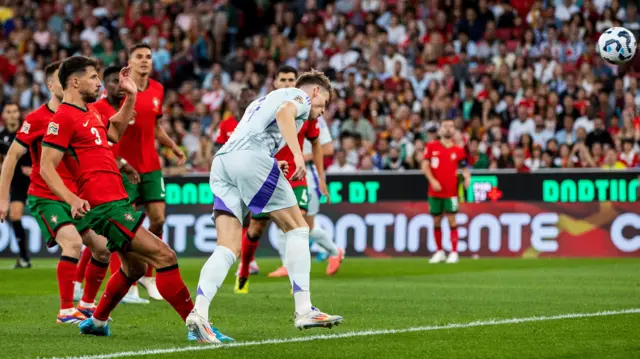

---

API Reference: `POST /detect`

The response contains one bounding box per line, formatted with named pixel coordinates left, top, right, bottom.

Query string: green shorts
left=251, top=186, right=309, bottom=219
left=428, top=196, right=459, bottom=216
left=27, top=195, right=89, bottom=247
left=84, top=199, right=146, bottom=253
left=122, top=170, right=166, bottom=205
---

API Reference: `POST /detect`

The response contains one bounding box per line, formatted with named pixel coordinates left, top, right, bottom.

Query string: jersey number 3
left=90, top=127, right=103, bottom=145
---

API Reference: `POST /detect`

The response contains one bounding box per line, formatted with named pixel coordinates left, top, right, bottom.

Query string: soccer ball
left=598, top=27, right=637, bottom=64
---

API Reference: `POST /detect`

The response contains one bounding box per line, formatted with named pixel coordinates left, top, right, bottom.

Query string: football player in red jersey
left=422, top=119, right=470, bottom=264
left=83, top=65, right=149, bottom=304
left=116, top=43, right=186, bottom=300
left=0, top=62, right=114, bottom=324
left=39, top=57, right=209, bottom=339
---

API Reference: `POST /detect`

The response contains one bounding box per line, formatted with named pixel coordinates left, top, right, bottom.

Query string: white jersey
left=218, top=88, right=311, bottom=157
left=304, top=116, right=332, bottom=191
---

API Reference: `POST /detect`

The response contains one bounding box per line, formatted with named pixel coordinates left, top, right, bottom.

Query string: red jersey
left=275, top=118, right=320, bottom=187
left=214, top=116, right=239, bottom=145
left=89, top=98, right=120, bottom=156
left=42, top=103, right=128, bottom=207
left=117, top=79, right=164, bottom=173
left=424, top=141, right=466, bottom=198
left=15, top=104, right=78, bottom=201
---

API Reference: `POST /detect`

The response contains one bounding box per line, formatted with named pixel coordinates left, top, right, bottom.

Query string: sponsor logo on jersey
left=50, top=215, right=58, bottom=224
left=293, top=96, right=304, bottom=104
left=153, top=97, right=160, bottom=112
left=47, top=122, right=59, bottom=135
left=20, top=122, right=30, bottom=134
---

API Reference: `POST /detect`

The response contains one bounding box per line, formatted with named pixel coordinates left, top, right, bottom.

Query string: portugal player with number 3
left=422, top=119, right=470, bottom=264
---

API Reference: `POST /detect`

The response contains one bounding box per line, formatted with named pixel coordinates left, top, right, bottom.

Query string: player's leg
left=108, top=252, right=149, bottom=304
left=444, top=197, right=460, bottom=264
left=81, top=250, right=147, bottom=336
left=9, top=199, right=30, bottom=268
left=235, top=215, right=268, bottom=293
left=76, top=230, right=110, bottom=316
left=138, top=170, right=167, bottom=300
left=305, top=214, right=344, bottom=276
left=73, top=246, right=92, bottom=300
left=429, top=197, right=446, bottom=263
left=269, top=205, right=343, bottom=329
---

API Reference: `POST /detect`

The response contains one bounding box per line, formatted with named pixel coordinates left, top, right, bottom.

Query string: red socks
left=93, top=269, right=135, bottom=321
left=156, top=265, right=194, bottom=322
left=81, top=257, right=109, bottom=304
left=109, top=253, right=121, bottom=276
left=145, top=265, right=154, bottom=278
left=434, top=228, right=443, bottom=251
left=57, top=256, right=78, bottom=310
left=451, top=226, right=459, bottom=253
left=239, top=228, right=259, bottom=278
left=74, top=247, right=92, bottom=283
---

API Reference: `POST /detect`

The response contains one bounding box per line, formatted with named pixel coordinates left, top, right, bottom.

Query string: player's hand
left=70, top=197, right=91, bottom=219
left=292, top=153, right=307, bottom=181
left=319, top=179, right=330, bottom=203
left=119, top=66, right=138, bottom=95
left=0, top=199, right=8, bottom=223
left=20, top=166, right=32, bottom=177
left=122, top=163, right=141, bottom=184
left=430, top=180, right=442, bottom=192
left=277, top=161, right=289, bottom=176
left=173, top=146, right=187, bottom=166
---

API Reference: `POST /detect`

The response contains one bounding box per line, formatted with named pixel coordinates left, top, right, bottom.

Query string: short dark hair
left=103, top=66, right=122, bottom=81
left=129, top=42, right=152, bottom=55
left=58, top=56, right=100, bottom=90
left=295, top=69, right=333, bottom=98
left=44, top=61, right=62, bottom=81
left=276, top=65, right=298, bottom=77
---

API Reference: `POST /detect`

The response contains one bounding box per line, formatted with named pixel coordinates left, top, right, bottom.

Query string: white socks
left=194, top=245, right=236, bottom=320
left=285, top=227, right=313, bottom=314
left=276, top=228, right=287, bottom=264
left=310, top=225, right=339, bottom=256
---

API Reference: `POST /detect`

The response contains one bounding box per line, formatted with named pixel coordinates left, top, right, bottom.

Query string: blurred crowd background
left=1, top=0, right=640, bottom=175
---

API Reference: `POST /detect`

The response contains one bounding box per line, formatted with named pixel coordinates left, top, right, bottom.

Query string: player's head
left=103, top=65, right=126, bottom=100
left=295, top=69, right=333, bottom=119
left=45, top=61, right=63, bottom=102
left=274, top=66, right=297, bottom=89
left=58, top=56, right=101, bottom=103
left=1, top=103, right=20, bottom=129
left=237, top=87, right=256, bottom=116
left=128, top=43, right=153, bottom=76
left=439, top=119, right=455, bottom=140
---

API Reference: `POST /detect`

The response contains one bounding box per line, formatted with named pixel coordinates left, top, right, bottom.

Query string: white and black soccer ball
left=598, top=27, right=637, bottom=65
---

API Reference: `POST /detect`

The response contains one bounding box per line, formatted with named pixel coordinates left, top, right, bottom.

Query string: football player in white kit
left=270, top=116, right=345, bottom=277
left=186, top=70, right=343, bottom=343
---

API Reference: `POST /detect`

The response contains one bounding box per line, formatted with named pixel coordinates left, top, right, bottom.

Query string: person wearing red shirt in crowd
left=383, top=61, right=408, bottom=93
left=423, top=119, right=470, bottom=264
left=116, top=43, right=187, bottom=300
left=40, top=56, right=202, bottom=339
left=0, top=62, right=116, bottom=324
left=619, top=139, right=639, bottom=167
left=513, top=147, right=532, bottom=173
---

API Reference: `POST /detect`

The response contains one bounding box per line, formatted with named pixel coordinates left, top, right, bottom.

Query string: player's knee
left=125, top=261, right=147, bottom=280
left=156, top=247, right=178, bottom=267
left=248, top=219, right=268, bottom=238
left=92, top=247, right=111, bottom=263
left=148, top=218, right=165, bottom=236
left=9, top=212, right=22, bottom=222
left=59, top=238, right=83, bottom=257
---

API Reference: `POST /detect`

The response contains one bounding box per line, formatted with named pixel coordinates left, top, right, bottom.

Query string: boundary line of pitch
left=41, top=307, right=640, bottom=359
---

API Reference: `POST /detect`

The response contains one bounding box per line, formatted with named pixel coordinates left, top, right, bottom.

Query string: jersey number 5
left=90, top=127, right=103, bottom=145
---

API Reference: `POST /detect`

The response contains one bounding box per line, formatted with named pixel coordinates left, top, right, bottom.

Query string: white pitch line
left=41, top=308, right=640, bottom=359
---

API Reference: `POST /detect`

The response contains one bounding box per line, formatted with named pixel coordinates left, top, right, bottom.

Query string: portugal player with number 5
left=422, top=119, right=470, bottom=264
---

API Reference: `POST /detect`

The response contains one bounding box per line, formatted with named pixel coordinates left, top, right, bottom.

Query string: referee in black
left=0, top=103, right=32, bottom=268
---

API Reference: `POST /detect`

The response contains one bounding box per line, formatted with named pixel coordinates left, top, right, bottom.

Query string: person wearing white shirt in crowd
left=329, top=40, right=360, bottom=72
left=508, top=105, right=536, bottom=145
left=386, top=13, right=406, bottom=45
left=383, top=45, right=409, bottom=79
left=327, top=150, right=357, bottom=173
left=554, top=0, right=579, bottom=22
left=532, top=115, right=555, bottom=149
left=409, top=65, right=430, bottom=100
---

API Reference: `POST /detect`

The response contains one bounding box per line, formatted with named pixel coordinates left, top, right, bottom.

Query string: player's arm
left=422, top=146, right=442, bottom=192
left=155, top=122, right=186, bottom=165
left=0, top=141, right=27, bottom=221
left=41, top=147, right=90, bottom=217
left=310, top=137, right=330, bottom=200
left=276, top=102, right=306, bottom=180
left=459, top=156, right=471, bottom=189
left=107, top=67, right=138, bottom=142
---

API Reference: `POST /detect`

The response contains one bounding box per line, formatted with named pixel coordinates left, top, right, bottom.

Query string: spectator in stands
left=341, top=105, right=376, bottom=144
left=327, top=150, right=357, bottom=173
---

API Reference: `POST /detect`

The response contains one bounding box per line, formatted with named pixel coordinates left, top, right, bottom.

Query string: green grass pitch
left=1, top=257, right=639, bottom=359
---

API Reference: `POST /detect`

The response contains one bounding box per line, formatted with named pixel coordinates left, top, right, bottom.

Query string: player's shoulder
left=148, top=79, right=164, bottom=92
left=25, top=104, right=55, bottom=121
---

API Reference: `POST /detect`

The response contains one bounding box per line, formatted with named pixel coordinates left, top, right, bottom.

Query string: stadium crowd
left=1, top=0, right=640, bottom=174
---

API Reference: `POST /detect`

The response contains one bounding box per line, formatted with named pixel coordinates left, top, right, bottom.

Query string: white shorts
left=305, top=164, right=322, bottom=216
left=210, top=150, right=297, bottom=222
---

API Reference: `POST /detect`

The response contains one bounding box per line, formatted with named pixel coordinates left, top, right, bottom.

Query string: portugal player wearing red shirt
left=422, top=119, right=470, bottom=264
left=40, top=57, right=200, bottom=339
left=0, top=62, right=113, bottom=324
left=118, top=44, right=186, bottom=300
